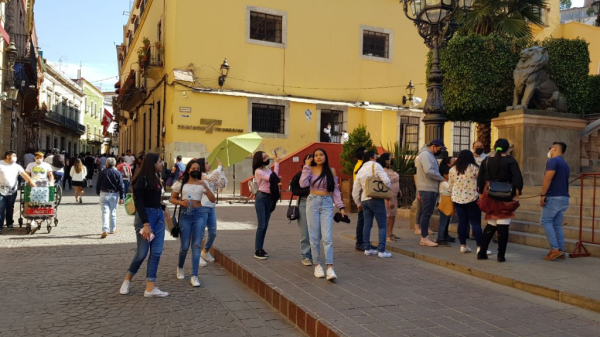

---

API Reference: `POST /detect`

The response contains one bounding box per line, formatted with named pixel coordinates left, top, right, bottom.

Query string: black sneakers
left=436, top=239, right=452, bottom=247
left=254, top=250, right=268, bottom=260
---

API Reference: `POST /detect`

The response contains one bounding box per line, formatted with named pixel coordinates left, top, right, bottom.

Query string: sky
left=35, top=0, right=132, bottom=92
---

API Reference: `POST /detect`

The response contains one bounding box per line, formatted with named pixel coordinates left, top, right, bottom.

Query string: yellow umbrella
left=206, top=132, right=263, bottom=169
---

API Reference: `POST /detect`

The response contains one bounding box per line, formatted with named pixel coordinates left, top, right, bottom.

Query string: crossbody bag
left=485, top=159, right=513, bottom=202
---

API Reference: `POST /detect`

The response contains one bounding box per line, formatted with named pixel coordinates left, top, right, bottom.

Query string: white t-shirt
left=26, top=162, right=53, bottom=183
left=44, top=155, right=64, bottom=173
left=0, top=161, right=24, bottom=196
left=171, top=181, right=206, bottom=202
left=123, top=155, right=136, bottom=166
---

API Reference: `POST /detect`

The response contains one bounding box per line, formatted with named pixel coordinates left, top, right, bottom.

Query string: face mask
left=475, top=148, right=484, bottom=155
left=10, top=157, right=16, bottom=164
left=548, top=150, right=552, bottom=159
left=36, top=159, right=43, bottom=164
left=190, top=171, right=201, bottom=179
left=263, top=159, right=270, bottom=166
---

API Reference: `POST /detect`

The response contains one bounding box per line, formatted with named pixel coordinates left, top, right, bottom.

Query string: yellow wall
left=561, top=22, right=600, bottom=75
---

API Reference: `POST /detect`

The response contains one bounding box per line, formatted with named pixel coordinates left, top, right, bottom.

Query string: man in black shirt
left=96, top=158, right=124, bottom=238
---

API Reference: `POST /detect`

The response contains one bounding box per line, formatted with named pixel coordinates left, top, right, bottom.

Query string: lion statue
left=506, top=46, right=567, bottom=112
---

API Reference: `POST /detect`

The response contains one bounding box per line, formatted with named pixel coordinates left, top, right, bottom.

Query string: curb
left=210, top=247, right=341, bottom=337
left=339, top=233, right=600, bottom=314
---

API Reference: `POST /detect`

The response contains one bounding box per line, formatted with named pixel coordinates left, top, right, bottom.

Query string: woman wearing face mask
left=120, top=153, right=169, bottom=297
left=376, top=153, right=400, bottom=242
left=302, top=148, right=346, bottom=280
left=198, top=157, right=227, bottom=265
left=170, top=159, right=215, bottom=287
left=252, top=151, right=280, bottom=260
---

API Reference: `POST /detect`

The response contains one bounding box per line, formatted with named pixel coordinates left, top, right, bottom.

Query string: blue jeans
left=355, top=209, right=365, bottom=247
left=540, top=196, right=569, bottom=251
left=254, top=192, right=274, bottom=251
left=454, top=201, right=482, bottom=246
left=0, top=192, right=17, bottom=228
left=297, top=197, right=312, bottom=259
left=123, top=179, right=131, bottom=194
left=306, top=194, right=334, bottom=265
left=437, top=211, right=452, bottom=241
left=203, top=207, right=217, bottom=250
left=419, top=191, right=438, bottom=238
left=178, top=207, right=208, bottom=276
left=127, top=208, right=165, bottom=282
left=100, top=192, right=118, bottom=233
left=362, top=198, right=387, bottom=252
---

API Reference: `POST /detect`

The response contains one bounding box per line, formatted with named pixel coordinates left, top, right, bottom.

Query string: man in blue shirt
left=540, top=142, right=570, bottom=261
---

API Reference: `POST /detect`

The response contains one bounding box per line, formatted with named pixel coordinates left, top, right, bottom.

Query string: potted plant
left=339, top=125, right=377, bottom=212
left=385, top=142, right=417, bottom=208
left=142, top=37, right=150, bottom=47
left=155, top=41, right=164, bottom=66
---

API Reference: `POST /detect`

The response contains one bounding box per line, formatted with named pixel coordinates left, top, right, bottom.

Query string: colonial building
left=73, top=77, right=104, bottom=155
left=37, top=62, right=85, bottom=155
left=114, top=0, right=600, bottom=190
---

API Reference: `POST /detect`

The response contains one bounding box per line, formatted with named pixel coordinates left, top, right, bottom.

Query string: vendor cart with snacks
left=18, top=182, right=58, bottom=234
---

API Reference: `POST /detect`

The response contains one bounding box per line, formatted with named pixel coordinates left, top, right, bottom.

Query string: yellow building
left=115, top=0, right=600, bottom=184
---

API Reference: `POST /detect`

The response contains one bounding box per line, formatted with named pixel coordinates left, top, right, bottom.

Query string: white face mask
left=547, top=150, right=552, bottom=159
left=36, top=159, right=43, bottom=164
left=10, top=156, right=16, bottom=164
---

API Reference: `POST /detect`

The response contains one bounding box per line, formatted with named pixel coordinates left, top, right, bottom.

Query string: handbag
left=170, top=180, right=185, bottom=238
left=485, top=160, right=513, bottom=202
left=124, top=193, right=136, bottom=215
left=366, top=163, right=393, bottom=199
left=286, top=196, right=300, bottom=222
left=249, top=178, right=258, bottom=195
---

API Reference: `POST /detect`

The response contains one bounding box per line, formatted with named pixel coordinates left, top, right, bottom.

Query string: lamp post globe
left=401, top=0, right=470, bottom=144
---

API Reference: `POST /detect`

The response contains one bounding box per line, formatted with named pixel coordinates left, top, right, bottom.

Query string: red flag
left=102, top=109, right=113, bottom=135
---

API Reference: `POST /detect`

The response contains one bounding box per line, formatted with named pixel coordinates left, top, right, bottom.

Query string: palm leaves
left=458, top=0, right=547, bottom=40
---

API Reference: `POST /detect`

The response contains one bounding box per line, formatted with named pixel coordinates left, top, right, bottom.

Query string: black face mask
left=190, top=171, right=201, bottom=179
left=475, top=148, right=484, bottom=155
left=263, top=159, right=270, bottom=166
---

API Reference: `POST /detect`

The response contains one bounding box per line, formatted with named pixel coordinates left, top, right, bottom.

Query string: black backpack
left=290, top=172, right=310, bottom=197
left=52, top=154, right=65, bottom=169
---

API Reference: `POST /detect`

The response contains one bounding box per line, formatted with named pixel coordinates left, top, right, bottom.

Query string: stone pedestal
left=492, top=109, right=586, bottom=186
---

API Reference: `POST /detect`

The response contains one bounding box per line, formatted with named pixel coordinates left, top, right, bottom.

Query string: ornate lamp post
left=401, top=0, right=471, bottom=143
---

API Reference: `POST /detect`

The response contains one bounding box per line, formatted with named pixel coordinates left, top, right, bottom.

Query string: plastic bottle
left=187, top=195, right=192, bottom=211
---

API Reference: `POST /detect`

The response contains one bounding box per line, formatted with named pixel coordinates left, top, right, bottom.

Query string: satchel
left=170, top=181, right=185, bottom=238
left=366, top=163, right=393, bottom=199
left=286, top=197, right=300, bottom=222
left=124, top=193, right=136, bottom=215
left=485, top=160, right=514, bottom=202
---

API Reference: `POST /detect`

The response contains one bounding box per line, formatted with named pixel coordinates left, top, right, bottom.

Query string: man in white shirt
left=26, top=152, right=55, bottom=186
left=44, top=148, right=64, bottom=183
left=473, top=141, right=487, bottom=166
left=340, top=130, right=349, bottom=144
left=0, top=151, right=35, bottom=232
left=323, top=123, right=332, bottom=142
left=123, top=150, right=136, bottom=172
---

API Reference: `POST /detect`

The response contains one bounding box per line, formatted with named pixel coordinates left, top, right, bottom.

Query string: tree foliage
left=560, top=0, right=572, bottom=10
left=340, top=125, right=377, bottom=176
left=458, top=0, right=547, bottom=40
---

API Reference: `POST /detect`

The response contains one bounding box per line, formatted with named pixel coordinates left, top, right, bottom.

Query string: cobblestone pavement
left=214, top=203, right=600, bottom=337
left=0, top=188, right=304, bottom=337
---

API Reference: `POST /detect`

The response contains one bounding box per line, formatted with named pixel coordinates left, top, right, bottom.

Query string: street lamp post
left=401, top=0, right=471, bottom=143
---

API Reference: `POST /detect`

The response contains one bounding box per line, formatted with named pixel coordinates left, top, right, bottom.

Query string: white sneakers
left=120, top=280, right=130, bottom=295
left=460, top=246, right=472, bottom=253
left=176, top=267, right=185, bottom=280
left=364, top=249, right=378, bottom=256
left=420, top=237, right=438, bottom=247
left=378, top=251, right=392, bottom=258
left=314, top=264, right=325, bottom=278
left=190, top=276, right=201, bottom=287
left=144, top=287, right=169, bottom=298
left=477, top=248, right=493, bottom=255
left=326, top=268, right=337, bottom=281
left=201, top=251, right=215, bottom=263
left=199, top=257, right=208, bottom=267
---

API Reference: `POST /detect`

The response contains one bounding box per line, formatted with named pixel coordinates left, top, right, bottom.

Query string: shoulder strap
left=288, top=195, right=294, bottom=208
left=485, top=158, right=490, bottom=182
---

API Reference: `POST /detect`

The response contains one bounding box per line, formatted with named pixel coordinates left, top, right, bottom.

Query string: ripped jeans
left=178, top=207, right=208, bottom=276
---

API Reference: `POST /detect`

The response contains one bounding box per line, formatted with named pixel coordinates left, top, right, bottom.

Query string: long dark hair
left=455, top=150, right=477, bottom=175
left=252, top=151, right=267, bottom=173
left=489, top=138, right=509, bottom=177
left=376, top=153, right=390, bottom=168
left=132, top=152, right=161, bottom=189
left=312, top=148, right=335, bottom=192
left=355, top=151, right=375, bottom=174
left=440, top=156, right=453, bottom=168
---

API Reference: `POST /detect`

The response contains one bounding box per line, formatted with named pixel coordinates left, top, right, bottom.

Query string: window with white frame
left=453, top=121, right=471, bottom=157
left=246, top=6, right=287, bottom=48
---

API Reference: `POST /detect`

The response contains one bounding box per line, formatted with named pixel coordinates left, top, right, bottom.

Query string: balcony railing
left=46, top=111, right=85, bottom=134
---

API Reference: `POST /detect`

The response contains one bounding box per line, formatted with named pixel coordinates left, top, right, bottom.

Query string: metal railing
left=46, top=111, right=85, bottom=134
left=571, top=173, right=600, bottom=257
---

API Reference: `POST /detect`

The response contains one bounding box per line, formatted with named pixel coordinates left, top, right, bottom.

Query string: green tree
left=458, top=0, right=547, bottom=40
left=340, top=125, right=377, bottom=176
left=560, top=0, right=572, bottom=10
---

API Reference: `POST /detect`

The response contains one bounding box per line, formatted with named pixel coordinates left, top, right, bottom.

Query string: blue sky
left=35, top=0, right=131, bottom=92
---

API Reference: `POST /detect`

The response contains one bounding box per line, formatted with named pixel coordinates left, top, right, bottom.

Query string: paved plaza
left=3, top=189, right=600, bottom=336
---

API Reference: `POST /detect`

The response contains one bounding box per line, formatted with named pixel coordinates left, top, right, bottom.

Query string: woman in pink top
left=252, top=151, right=280, bottom=260
left=300, top=148, right=345, bottom=281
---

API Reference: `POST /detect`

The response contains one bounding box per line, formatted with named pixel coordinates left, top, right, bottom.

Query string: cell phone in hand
left=148, top=232, right=155, bottom=242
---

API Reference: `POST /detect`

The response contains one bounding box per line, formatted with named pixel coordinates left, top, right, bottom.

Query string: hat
left=334, top=212, right=351, bottom=224
left=430, top=139, right=446, bottom=149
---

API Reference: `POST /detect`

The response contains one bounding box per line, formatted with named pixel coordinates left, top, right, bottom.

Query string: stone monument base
left=492, top=109, right=586, bottom=186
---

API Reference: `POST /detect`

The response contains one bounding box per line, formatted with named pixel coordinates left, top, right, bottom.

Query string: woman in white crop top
left=169, top=159, right=215, bottom=287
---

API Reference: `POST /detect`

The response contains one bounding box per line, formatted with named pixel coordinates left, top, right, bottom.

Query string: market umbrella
left=206, top=132, right=263, bottom=200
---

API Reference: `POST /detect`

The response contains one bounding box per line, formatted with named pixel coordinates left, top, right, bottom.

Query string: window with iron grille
left=252, top=104, right=285, bottom=134
left=363, top=30, right=389, bottom=58
left=250, top=11, right=283, bottom=43
left=453, top=121, right=471, bottom=157
left=320, top=109, right=344, bottom=143
left=399, top=116, right=420, bottom=152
